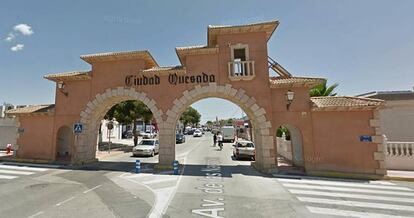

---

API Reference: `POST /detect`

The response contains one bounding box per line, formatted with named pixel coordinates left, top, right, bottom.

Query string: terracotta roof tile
left=6, top=104, right=55, bottom=115
left=269, top=77, right=326, bottom=88
left=311, top=96, right=384, bottom=111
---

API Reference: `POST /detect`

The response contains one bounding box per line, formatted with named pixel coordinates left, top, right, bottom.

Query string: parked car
left=139, top=130, right=154, bottom=139
left=176, top=133, right=186, bottom=143
left=132, top=139, right=159, bottom=157
left=233, top=140, right=255, bottom=160
left=193, top=130, right=203, bottom=137
left=186, top=129, right=194, bottom=135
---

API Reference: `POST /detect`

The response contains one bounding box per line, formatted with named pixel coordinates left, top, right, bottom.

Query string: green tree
left=206, top=120, right=213, bottom=127
left=180, top=107, right=201, bottom=127
left=310, top=81, right=339, bottom=97
left=105, top=100, right=153, bottom=146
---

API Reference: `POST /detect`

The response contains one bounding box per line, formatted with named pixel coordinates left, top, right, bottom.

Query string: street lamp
left=286, top=90, right=295, bottom=110
left=57, top=82, right=68, bottom=97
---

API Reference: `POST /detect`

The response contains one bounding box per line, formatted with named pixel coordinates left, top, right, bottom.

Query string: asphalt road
left=1, top=133, right=414, bottom=218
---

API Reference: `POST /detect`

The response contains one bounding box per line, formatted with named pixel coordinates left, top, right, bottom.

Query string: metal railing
left=386, top=142, right=414, bottom=157
left=228, top=60, right=255, bottom=81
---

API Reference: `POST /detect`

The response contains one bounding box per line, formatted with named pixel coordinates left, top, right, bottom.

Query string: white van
left=220, top=126, right=235, bottom=142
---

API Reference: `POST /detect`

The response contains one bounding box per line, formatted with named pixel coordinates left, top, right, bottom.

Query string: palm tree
left=310, top=81, right=339, bottom=97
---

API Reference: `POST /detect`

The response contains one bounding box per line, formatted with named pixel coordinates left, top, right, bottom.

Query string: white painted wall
left=380, top=100, right=414, bottom=141
left=0, top=117, right=17, bottom=149
left=276, top=136, right=292, bottom=161
left=100, top=120, right=122, bottom=142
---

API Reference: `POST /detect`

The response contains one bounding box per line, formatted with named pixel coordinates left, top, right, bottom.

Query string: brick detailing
left=370, top=109, right=386, bottom=176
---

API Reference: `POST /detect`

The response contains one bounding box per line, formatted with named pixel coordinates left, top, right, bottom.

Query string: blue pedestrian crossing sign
left=73, top=123, right=83, bottom=134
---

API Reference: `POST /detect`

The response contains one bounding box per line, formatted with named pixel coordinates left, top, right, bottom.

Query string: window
left=228, top=43, right=255, bottom=80
left=233, top=48, right=246, bottom=61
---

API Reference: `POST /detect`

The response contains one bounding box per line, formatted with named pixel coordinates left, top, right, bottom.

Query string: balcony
left=228, top=60, right=255, bottom=81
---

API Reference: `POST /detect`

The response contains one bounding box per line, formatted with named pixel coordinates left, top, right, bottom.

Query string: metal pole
left=108, top=129, right=111, bottom=154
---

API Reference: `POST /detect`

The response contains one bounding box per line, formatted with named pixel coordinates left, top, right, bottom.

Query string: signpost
left=360, top=135, right=372, bottom=142
left=73, top=123, right=83, bottom=134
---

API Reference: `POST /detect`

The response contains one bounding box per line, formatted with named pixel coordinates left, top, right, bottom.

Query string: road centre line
left=27, top=211, right=44, bottom=218
left=83, top=185, right=102, bottom=193
left=55, top=196, right=75, bottom=206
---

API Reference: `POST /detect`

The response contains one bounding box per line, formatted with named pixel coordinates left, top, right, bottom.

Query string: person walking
left=213, top=133, right=217, bottom=147
left=217, top=132, right=223, bottom=150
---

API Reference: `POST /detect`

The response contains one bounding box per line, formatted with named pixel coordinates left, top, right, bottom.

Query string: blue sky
left=1, top=0, right=414, bottom=123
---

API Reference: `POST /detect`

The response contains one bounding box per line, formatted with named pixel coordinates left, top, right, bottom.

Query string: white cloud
left=10, top=44, right=24, bottom=51
left=13, top=24, right=33, bottom=36
left=5, top=32, right=15, bottom=41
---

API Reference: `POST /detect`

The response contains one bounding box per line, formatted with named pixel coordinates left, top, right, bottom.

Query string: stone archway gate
left=78, top=83, right=275, bottom=172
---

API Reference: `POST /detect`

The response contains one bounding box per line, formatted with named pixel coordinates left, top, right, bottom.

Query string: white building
left=358, top=89, right=414, bottom=170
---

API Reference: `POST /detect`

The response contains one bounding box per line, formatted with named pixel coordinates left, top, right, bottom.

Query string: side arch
left=74, top=87, right=164, bottom=164
left=163, top=83, right=276, bottom=172
left=56, top=125, right=73, bottom=161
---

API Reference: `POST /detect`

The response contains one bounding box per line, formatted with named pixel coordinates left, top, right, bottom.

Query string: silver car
left=233, top=140, right=255, bottom=160
left=132, top=139, right=159, bottom=157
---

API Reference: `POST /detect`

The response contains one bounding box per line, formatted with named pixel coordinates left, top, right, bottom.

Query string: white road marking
left=0, top=165, right=48, bottom=172
left=298, top=196, right=414, bottom=212
left=55, top=196, right=75, bottom=206
left=0, top=169, right=34, bottom=175
left=369, top=181, right=396, bottom=186
left=282, top=183, right=414, bottom=196
left=289, top=189, right=414, bottom=203
left=27, top=211, right=44, bottom=218
left=1, top=162, right=60, bottom=168
left=142, top=177, right=178, bottom=185
left=148, top=187, right=176, bottom=218
left=83, top=185, right=102, bottom=193
left=277, top=178, right=411, bottom=191
left=0, top=174, right=18, bottom=179
left=307, top=206, right=413, bottom=218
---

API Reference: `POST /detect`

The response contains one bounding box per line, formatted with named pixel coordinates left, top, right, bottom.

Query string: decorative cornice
left=80, top=50, right=159, bottom=68
left=208, top=20, right=279, bottom=46
left=141, top=66, right=186, bottom=76
left=175, top=46, right=219, bottom=65
left=44, top=71, right=91, bottom=82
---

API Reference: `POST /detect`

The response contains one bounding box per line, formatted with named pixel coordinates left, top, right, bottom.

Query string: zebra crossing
left=0, top=164, right=49, bottom=181
left=277, top=177, right=414, bottom=217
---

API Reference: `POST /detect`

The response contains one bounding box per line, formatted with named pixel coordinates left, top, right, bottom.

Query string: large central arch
left=74, top=87, right=164, bottom=164
left=161, top=83, right=276, bottom=171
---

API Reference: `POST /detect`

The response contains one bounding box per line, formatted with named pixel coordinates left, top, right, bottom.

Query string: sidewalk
left=386, top=170, right=414, bottom=181
left=0, top=150, right=13, bottom=157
